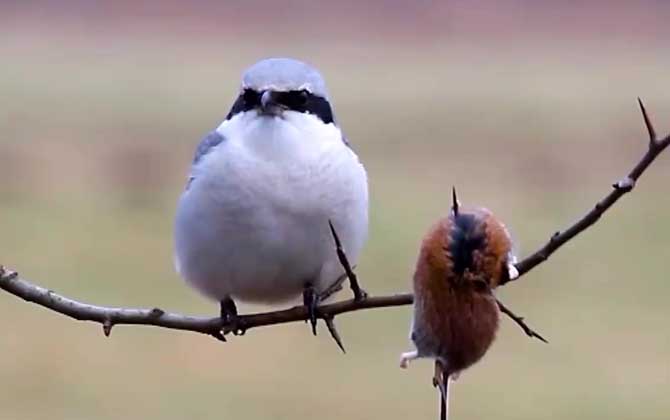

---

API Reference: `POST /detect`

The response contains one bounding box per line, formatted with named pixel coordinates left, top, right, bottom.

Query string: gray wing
left=192, top=130, right=225, bottom=165
left=185, top=130, right=225, bottom=190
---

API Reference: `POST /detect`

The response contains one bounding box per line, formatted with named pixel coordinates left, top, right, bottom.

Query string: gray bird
left=174, top=58, right=369, bottom=335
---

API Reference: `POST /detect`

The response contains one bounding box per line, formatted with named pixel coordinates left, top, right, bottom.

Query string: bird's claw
left=433, top=360, right=450, bottom=404
left=220, top=297, right=244, bottom=336
left=303, top=284, right=319, bottom=336
left=399, top=350, right=418, bottom=369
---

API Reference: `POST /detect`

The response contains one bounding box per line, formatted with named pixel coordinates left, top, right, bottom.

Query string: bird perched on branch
left=174, top=58, right=368, bottom=336
left=400, top=188, right=517, bottom=419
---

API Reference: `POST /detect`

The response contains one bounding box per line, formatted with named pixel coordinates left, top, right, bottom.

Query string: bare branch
left=0, top=265, right=542, bottom=342
left=506, top=99, right=670, bottom=283
left=1, top=100, right=668, bottom=342
left=0, top=265, right=411, bottom=339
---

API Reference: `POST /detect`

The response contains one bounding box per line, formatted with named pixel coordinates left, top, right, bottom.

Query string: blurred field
left=1, top=4, right=670, bottom=420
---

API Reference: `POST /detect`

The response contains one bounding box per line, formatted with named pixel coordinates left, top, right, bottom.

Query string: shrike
left=174, top=57, right=368, bottom=335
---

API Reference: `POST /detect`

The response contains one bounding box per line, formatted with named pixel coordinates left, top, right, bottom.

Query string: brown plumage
left=400, top=189, right=515, bottom=419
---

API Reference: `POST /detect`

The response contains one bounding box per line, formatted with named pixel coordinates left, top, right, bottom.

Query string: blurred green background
left=1, top=2, right=669, bottom=419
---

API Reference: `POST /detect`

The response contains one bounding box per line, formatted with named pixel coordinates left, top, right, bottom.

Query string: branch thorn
left=324, top=315, right=346, bottom=353
left=496, top=299, right=548, bottom=344
left=451, top=186, right=459, bottom=217
left=210, top=330, right=227, bottom=342
left=102, top=318, right=114, bottom=337
left=328, top=220, right=366, bottom=301
left=149, top=308, right=165, bottom=318
left=638, top=98, right=657, bottom=146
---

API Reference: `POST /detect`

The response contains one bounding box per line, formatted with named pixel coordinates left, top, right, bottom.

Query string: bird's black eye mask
left=226, top=88, right=334, bottom=124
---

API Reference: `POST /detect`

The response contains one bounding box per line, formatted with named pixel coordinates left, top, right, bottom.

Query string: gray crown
left=242, top=58, right=329, bottom=99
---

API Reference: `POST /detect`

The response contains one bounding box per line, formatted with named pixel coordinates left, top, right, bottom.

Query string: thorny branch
left=507, top=100, right=670, bottom=282
left=1, top=99, right=668, bottom=346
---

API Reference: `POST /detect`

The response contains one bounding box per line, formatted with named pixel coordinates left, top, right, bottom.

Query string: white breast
left=174, top=111, right=368, bottom=304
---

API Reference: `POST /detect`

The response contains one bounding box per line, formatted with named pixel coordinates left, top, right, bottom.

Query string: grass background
left=1, top=3, right=669, bottom=419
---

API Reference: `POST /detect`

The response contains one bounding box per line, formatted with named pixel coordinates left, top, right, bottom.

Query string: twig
left=329, top=220, right=367, bottom=301
left=496, top=299, right=548, bottom=343
left=506, top=99, right=670, bottom=283
left=0, top=99, right=668, bottom=341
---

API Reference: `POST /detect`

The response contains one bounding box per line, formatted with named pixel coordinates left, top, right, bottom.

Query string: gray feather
left=242, top=58, right=329, bottom=99
left=193, top=131, right=225, bottom=165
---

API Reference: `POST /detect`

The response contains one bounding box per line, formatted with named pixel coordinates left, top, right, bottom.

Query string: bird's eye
left=242, top=89, right=260, bottom=106
left=297, top=89, right=309, bottom=105
left=273, top=90, right=309, bottom=111
left=284, top=90, right=309, bottom=108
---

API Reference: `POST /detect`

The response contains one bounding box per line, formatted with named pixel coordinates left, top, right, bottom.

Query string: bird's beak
left=260, top=90, right=273, bottom=110
left=260, top=90, right=282, bottom=115
left=507, top=263, right=519, bottom=281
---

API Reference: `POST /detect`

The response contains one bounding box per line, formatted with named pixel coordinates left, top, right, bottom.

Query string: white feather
left=174, top=110, right=368, bottom=304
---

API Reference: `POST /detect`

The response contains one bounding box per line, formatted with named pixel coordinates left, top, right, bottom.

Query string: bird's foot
left=303, top=283, right=319, bottom=335
left=433, top=360, right=451, bottom=420
left=328, top=220, right=367, bottom=301
left=399, top=350, right=419, bottom=369
left=220, top=297, right=244, bottom=336
left=433, top=360, right=450, bottom=401
left=432, top=360, right=444, bottom=388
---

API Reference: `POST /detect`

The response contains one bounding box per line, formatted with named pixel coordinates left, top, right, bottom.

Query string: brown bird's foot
left=303, top=283, right=319, bottom=336
left=220, top=297, right=244, bottom=336
left=328, top=220, right=367, bottom=301
left=433, top=360, right=451, bottom=420
left=432, top=360, right=445, bottom=389
left=399, top=350, right=419, bottom=369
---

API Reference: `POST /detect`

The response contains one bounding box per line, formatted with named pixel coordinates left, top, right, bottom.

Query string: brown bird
left=400, top=188, right=518, bottom=419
